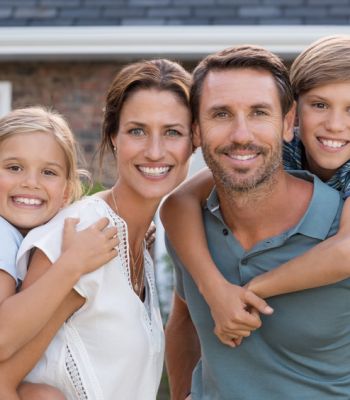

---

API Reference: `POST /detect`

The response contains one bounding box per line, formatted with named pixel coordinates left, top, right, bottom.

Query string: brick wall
left=0, top=59, right=195, bottom=186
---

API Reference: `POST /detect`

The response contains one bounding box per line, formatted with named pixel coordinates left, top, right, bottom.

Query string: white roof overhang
left=0, top=25, right=349, bottom=61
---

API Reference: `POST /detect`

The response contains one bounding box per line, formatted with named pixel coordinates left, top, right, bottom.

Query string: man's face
left=193, top=68, right=294, bottom=193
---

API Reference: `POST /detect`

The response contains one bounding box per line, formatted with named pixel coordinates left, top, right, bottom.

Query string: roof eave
left=0, top=25, right=349, bottom=61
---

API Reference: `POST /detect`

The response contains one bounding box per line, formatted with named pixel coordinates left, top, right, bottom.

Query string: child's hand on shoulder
left=61, top=217, right=119, bottom=275
left=205, top=280, right=273, bottom=347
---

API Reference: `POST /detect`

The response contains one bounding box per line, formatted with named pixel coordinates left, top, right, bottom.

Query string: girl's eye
left=129, top=128, right=145, bottom=136
left=43, top=169, right=57, bottom=176
left=166, top=129, right=181, bottom=137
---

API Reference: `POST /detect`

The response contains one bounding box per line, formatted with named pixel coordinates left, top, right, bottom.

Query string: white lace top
left=16, top=196, right=165, bottom=400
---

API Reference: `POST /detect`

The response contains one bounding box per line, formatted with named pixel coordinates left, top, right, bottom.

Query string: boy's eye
left=129, top=128, right=145, bottom=136
left=7, top=165, right=22, bottom=172
left=166, top=129, right=181, bottom=137
left=312, top=102, right=327, bottom=109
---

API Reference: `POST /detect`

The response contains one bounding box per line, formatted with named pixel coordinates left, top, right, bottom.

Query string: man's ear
left=282, top=101, right=296, bottom=143
left=192, top=122, right=201, bottom=148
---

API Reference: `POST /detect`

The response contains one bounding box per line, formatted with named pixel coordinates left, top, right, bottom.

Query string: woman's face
left=112, top=88, right=192, bottom=202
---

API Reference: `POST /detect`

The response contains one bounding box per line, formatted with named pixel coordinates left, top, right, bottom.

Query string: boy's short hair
left=290, top=35, right=350, bottom=99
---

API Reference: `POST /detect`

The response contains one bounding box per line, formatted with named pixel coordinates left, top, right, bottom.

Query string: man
left=165, top=45, right=348, bottom=399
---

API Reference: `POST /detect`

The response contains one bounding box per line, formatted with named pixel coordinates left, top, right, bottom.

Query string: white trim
left=0, top=25, right=349, bottom=60
left=0, top=81, right=12, bottom=117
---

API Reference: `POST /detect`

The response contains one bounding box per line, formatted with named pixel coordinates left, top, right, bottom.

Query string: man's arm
left=165, top=292, right=200, bottom=400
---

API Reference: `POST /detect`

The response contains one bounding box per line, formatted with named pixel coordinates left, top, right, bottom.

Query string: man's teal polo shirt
left=167, top=171, right=350, bottom=400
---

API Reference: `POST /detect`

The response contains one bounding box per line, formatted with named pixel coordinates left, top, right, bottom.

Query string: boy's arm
left=161, top=169, right=273, bottom=346
left=165, top=293, right=200, bottom=400
left=247, top=197, right=350, bottom=298
left=0, top=218, right=117, bottom=361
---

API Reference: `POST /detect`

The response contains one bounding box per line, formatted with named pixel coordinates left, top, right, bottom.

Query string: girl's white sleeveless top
left=16, top=196, right=165, bottom=400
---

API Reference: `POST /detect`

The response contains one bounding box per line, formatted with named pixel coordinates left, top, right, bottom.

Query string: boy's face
left=298, top=81, right=350, bottom=181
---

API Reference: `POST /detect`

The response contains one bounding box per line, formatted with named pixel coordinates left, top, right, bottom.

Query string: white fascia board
left=0, top=25, right=349, bottom=61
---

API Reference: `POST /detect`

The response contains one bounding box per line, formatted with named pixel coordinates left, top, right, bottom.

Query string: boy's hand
left=61, top=217, right=119, bottom=275
left=205, top=281, right=273, bottom=347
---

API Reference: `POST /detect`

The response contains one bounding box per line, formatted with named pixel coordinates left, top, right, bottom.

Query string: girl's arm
left=0, top=217, right=117, bottom=361
left=0, top=265, right=83, bottom=397
left=246, top=197, right=350, bottom=298
left=0, top=292, right=82, bottom=398
left=161, top=168, right=273, bottom=347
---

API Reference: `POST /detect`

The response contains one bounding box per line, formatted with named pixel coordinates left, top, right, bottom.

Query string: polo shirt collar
left=205, top=170, right=341, bottom=242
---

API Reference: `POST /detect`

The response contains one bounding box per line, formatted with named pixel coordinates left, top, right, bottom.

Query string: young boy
left=161, top=35, right=350, bottom=346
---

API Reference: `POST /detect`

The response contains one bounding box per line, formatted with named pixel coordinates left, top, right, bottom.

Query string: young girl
left=0, top=106, right=118, bottom=399
left=161, top=35, right=350, bottom=346
left=10, top=59, right=193, bottom=399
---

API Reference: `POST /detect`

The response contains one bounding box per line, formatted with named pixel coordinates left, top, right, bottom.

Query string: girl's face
left=0, top=132, right=69, bottom=234
left=113, top=88, right=192, bottom=202
left=298, top=81, right=350, bottom=181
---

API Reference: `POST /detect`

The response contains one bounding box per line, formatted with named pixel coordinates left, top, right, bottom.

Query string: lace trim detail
left=94, top=198, right=131, bottom=287
left=65, top=345, right=88, bottom=400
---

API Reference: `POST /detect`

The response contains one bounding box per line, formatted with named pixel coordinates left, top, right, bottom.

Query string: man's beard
left=202, top=141, right=283, bottom=195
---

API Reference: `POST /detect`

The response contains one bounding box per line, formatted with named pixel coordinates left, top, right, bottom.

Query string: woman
left=15, top=59, right=193, bottom=399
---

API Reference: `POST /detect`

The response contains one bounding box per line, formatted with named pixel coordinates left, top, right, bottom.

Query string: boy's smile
left=298, top=81, right=350, bottom=181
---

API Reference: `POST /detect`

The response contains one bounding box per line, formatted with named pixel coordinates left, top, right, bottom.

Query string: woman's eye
left=129, top=128, right=145, bottom=136
left=214, top=111, right=229, bottom=119
left=166, top=129, right=181, bottom=137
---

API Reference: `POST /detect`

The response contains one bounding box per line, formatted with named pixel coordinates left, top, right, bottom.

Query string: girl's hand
left=61, top=217, right=119, bottom=275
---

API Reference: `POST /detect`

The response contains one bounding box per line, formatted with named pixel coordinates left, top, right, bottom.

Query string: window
left=0, top=81, right=12, bottom=117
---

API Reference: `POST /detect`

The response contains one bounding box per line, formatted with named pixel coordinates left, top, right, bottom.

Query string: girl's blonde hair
left=0, top=106, right=88, bottom=203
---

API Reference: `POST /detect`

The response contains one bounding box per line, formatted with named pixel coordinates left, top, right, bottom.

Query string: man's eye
left=214, top=111, right=229, bottom=119
left=253, top=110, right=268, bottom=117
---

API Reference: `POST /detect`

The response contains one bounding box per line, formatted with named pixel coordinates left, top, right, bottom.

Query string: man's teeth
left=319, top=138, right=346, bottom=148
left=14, top=197, right=42, bottom=205
left=231, top=154, right=256, bottom=161
left=139, top=166, right=170, bottom=176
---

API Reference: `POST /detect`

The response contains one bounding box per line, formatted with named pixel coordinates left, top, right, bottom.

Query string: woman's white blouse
left=16, top=196, right=165, bottom=400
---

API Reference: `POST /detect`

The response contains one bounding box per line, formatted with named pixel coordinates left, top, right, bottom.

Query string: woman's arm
left=247, top=197, right=350, bottom=298
left=0, top=217, right=117, bottom=361
left=161, top=168, right=273, bottom=347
